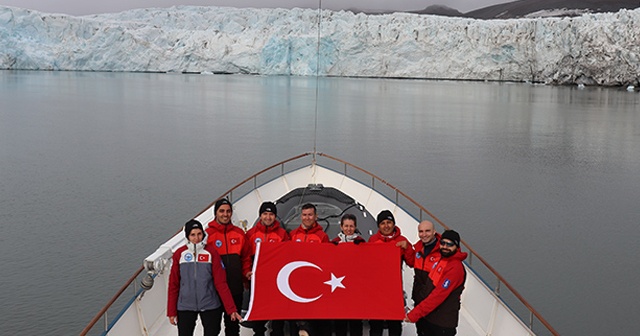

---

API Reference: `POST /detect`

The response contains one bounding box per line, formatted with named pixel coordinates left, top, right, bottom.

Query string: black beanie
left=441, top=230, right=461, bottom=247
left=214, top=198, right=231, bottom=212
left=259, top=201, right=277, bottom=216
left=377, top=210, right=395, bottom=225
left=184, top=219, right=204, bottom=238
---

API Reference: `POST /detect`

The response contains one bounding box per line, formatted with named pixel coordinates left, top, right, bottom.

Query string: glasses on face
left=440, top=240, right=456, bottom=247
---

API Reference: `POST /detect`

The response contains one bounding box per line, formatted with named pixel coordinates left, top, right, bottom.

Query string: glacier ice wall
left=0, top=5, right=638, bottom=86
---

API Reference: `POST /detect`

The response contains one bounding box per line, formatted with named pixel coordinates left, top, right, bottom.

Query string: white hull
left=83, top=153, right=556, bottom=336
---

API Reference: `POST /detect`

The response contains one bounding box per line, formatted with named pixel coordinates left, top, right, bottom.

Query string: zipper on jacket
left=193, top=245, right=199, bottom=311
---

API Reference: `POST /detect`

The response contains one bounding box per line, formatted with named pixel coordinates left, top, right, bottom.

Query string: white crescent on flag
left=276, top=261, right=323, bottom=303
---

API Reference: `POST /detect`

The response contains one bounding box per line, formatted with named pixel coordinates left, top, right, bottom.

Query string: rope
left=312, top=0, right=322, bottom=164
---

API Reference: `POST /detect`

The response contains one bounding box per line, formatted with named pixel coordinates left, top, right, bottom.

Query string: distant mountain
left=345, top=5, right=467, bottom=17
left=466, top=0, right=640, bottom=19
left=351, top=0, right=639, bottom=19
left=410, top=5, right=468, bottom=18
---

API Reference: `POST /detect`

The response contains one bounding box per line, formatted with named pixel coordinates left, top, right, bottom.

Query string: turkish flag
left=198, top=254, right=210, bottom=262
left=245, top=242, right=405, bottom=320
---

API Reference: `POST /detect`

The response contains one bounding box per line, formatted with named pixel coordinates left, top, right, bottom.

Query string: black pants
left=271, top=320, right=286, bottom=336
left=416, top=319, right=456, bottom=336
left=177, top=308, right=223, bottom=336
left=334, top=319, right=363, bottom=336
left=250, top=320, right=286, bottom=336
left=223, top=293, right=243, bottom=336
left=297, top=320, right=331, bottom=336
left=368, top=320, right=402, bottom=336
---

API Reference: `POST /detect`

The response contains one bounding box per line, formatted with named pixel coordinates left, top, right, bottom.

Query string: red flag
left=245, top=242, right=405, bottom=320
left=197, top=254, right=210, bottom=262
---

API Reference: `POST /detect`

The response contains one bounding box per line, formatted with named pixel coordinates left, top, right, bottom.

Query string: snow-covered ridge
left=1, top=5, right=638, bottom=86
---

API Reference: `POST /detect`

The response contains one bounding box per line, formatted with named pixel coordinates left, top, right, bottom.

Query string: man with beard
left=367, top=210, right=414, bottom=336
left=404, top=230, right=467, bottom=336
left=206, top=198, right=252, bottom=336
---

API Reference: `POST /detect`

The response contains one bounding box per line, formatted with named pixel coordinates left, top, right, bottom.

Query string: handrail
left=80, top=265, right=144, bottom=335
left=80, top=153, right=312, bottom=335
left=194, top=153, right=311, bottom=218
left=316, top=153, right=559, bottom=336
left=81, top=152, right=558, bottom=336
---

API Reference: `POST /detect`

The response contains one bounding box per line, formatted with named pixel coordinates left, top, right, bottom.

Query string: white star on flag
left=324, top=273, right=345, bottom=292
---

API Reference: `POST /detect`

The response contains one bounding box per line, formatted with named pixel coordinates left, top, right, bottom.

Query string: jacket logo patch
left=184, top=253, right=193, bottom=262
left=231, top=238, right=238, bottom=244
left=215, top=240, right=223, bottom=248
left=198, top=254, right=210, bottom=262
left=443, top=279, right=451, bottom=289
left=416, top=253, right=421, bottom=259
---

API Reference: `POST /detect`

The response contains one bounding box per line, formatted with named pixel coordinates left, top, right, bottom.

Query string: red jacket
left=205, top=220, right=252, bottom=295
left=407, top=249, right=468, bottom=327
left=412, top=233, right=442, bottom=271
left=411, top=234, right=442, bottom=307
left=246, top=220, right=290, bottom=256
left=368, top=226, right=415, bottom=266
left=167, top=242, right=237, bottom=316
left=289, top=222, right=329, bottom=243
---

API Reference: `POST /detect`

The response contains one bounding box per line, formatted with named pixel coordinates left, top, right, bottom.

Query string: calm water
left=1, top=70, right=639, bottom=335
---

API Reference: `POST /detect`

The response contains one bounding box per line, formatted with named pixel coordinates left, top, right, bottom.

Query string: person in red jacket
left=367, top=210, right=415, bottom=336
left=289, top=203, right=330, bottom=243
left=404, top=230, right=467, bottom=336
left=206, top=198, right=252, bottom=336
left=289, top=203, right=330, bottom=336
left=410, top=221, right=441, bottom=336
left=331, top=213, right=365, bottom=336
left=167, top=219, right=242, bottom=336
left=245, top=201, right=289, bottom=336
left=247, top=201, right=290, bottom=257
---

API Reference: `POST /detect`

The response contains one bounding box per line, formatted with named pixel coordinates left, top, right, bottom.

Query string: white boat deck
left=92, top=157, right=546, bottom=336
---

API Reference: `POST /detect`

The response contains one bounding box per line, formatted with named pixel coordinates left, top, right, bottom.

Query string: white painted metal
left=101, top=161, right=536, bottom=336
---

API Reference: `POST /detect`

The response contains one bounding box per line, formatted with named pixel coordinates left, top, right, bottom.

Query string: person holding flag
left=410, top=221, right=441, bottom=336
left=167, top=219, right=242, bottom=336
left=367, top=210, right=415, bottom=336
left=245, top=201, right=290, bottom=336
left=289, top=203, right=330, bottom=243
left=331, top=213, right=365, bottom=336
left=404, top=230, right=467, bottom=336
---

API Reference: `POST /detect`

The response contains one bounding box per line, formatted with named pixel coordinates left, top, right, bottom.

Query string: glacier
left=0, top=5, right=638, bottom=86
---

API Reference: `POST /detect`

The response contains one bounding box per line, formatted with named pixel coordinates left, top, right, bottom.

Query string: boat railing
left=80, top=266, right=144, bottom=336
left=314, top=153, right=559, bottom=336
left=81, top=152, right=558, bottom=336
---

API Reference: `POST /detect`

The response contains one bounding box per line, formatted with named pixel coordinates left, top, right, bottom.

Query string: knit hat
left=259, top=201, right=277, bottom=216
left=214, top=198, right=232, bottom=212
left=441, top=230, right=461, bottom=247
left=376, top=210, right=395, bottom=225
left=184, top=219, right=204, bottom=238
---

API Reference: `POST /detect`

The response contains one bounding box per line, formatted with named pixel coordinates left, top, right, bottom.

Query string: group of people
left=167, top=198, right=467, bottom=336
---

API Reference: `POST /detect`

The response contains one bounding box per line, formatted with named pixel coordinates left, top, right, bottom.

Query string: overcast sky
left=0, top=0, right=514, bottom=16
